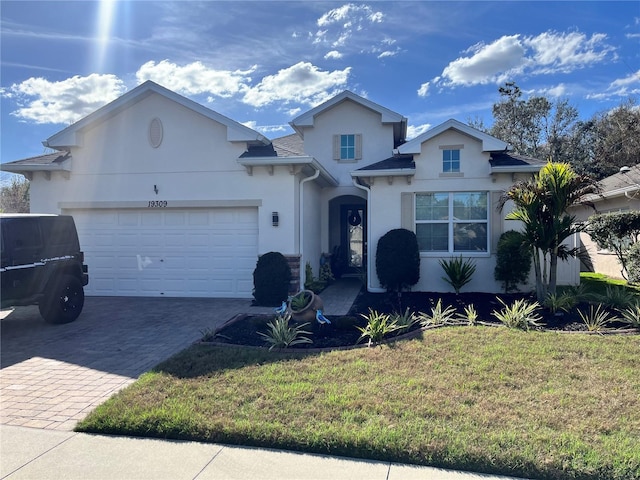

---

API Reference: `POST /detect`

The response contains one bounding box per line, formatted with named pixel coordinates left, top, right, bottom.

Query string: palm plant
left=357, top=309, right=400, bottom=347
left=499, top=162, right=597, bottom=301
left=492, top=298, right=542, bottom=330
left=439, top=256, right=476, bottom=294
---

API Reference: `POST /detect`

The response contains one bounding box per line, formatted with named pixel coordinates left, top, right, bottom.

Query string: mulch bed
left=208, top=289, right=635, bottom=350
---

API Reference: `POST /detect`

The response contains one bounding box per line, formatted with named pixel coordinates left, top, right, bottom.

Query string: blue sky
left=1, top=1, right=639, bottom=177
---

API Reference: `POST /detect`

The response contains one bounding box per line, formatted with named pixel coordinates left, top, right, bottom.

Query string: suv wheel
left=39, top=275, right=85, bottom=324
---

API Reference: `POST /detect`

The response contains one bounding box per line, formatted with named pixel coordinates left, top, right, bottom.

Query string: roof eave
left=490, top=165, right=543, bottom=174
left=237, top=156, right=339, bottom=187
left=351, top=168, right=416, bottom=177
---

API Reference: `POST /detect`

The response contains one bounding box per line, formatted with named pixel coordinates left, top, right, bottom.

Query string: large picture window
left=415, top=192, right=488, bottom=253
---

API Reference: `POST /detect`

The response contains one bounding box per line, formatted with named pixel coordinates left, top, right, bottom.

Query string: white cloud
left=431, top=30, right=615, bottom=90
left=136, top=60, right=254, bottom=98
left=440, top=35, right=527, bottom=87
left=538, top=83, right=569, bottom=97
left=377, top=50, right=398, bottom=59
left=240, top=121, right=288, bottom=135
left=589, top=69, right=640, bottom=99
left=406, top=123, right=431, bottom=140
left=525, top=32, right=614, bottom=74
left=417, top=82, right=430, bottom=97
left=324, top=50, right=343, bottom=60
left=313, top=4, right=388, bottom=57
left=5, top=74, right=126, bottom=124
left=242, top=62, right=351, bottom=107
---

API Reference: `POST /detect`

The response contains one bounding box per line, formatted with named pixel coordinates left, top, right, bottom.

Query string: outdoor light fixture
left=154, top=184, right=159, bottom=195
left=272, top=211, right=279, bottom=227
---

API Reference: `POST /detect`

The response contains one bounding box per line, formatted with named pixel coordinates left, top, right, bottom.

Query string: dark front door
left=340, top=205, right=366, bottom=275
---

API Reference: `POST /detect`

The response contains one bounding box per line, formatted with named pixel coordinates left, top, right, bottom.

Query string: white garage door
left=68, top=208, right=258, bottom=298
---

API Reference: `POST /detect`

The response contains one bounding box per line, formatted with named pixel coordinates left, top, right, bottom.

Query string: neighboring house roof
left=584, top=164, right=640, bottom=202
left=397, top=119, right=510, bottom=154
left=290, top=91, right=408, bottom=147
left=1, top=150, right=72, bottom=179
left=44, top=80, right=270, bottom=150
left=489, top=151, right=547, bottom=173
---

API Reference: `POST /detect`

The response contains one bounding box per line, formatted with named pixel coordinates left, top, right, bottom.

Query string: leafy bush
left=357, top=309, right=400, bottom=347
left=290, top=290, right=312, bottom=311
left=375, top=229, right=420, bottom=293
left=494, top=230, right=532, bottom=293
left=492, top=298, right=542, bottom=330
left=627, top=242, right=640, bottom=285
left=588, top=211, right=640, bottom=280
left=439, top=256, right=476, bottom=294
left=253, top=252, right=291, bottom=306
left=257, top=314, right=313, bottom=350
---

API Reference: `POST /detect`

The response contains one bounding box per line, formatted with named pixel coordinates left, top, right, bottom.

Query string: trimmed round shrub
left=375, top=228, right=420, bottom=293
left=253, top=252, right=291, bottom=306
left=494, top=230, right=532, bottom=293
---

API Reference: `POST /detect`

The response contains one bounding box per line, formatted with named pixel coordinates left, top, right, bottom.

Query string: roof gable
left=397, top=119, right=509, bottom=154
left=44, top=81, right=270, bottom=149
left=289, top=91, right=407, bottom=145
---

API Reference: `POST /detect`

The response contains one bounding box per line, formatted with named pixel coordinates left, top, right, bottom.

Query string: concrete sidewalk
left=0, top=425, right=524, bottom=480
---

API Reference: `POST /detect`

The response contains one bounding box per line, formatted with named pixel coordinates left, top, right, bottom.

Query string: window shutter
left=355, top=134, right=362, bottom=160
left=333, top=135, right=340, bottom=160
left=401, top=192, right=415, bottom=230
left=490, top=191, right=502, bottom=254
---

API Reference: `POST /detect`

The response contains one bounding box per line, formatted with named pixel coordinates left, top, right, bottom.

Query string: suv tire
left=39, top=275, right=85, bottom=324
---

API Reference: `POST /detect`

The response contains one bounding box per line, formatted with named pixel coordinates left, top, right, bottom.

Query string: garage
left=67, top=208, right=258, bottom=298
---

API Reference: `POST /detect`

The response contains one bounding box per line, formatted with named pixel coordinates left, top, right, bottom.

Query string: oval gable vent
left=149, top=118, right=163, bottom=148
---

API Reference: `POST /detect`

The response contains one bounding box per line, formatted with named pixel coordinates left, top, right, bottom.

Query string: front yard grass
left=77, top=327, right=640, bottom=480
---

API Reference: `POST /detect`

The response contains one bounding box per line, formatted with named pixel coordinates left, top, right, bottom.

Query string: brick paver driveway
left=1, top=297, right=255, bottom=431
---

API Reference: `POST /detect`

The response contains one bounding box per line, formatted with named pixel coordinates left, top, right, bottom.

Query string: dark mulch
left=210, top=288, right=629, bottom=350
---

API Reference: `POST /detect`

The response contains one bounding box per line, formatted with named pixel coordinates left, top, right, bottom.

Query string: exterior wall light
left=272, top=212, right=279, bottom=227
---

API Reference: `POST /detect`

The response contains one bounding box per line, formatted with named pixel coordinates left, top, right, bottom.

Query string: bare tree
left=0, top=177, right=30, bottom=213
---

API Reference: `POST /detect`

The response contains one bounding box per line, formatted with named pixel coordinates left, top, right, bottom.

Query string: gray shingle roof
left=355, top=154, right=415, bottom=172
left=489, top=151, right=546, bottom=168
left=1, top=151, right=70, bottom=170
left=598, top=164, right=640, bottom=193
left=240, top=133, right=305, bottom=158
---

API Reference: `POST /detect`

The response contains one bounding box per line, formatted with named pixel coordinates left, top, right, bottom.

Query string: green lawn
left=77, top=327, right=640, bottom=480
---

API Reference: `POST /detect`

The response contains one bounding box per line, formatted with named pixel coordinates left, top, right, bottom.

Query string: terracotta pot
left=289, top=290, right=324, bottom=323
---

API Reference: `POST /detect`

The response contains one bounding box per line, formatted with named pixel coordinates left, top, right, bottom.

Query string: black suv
left=1, top=214, right=89, bottom=324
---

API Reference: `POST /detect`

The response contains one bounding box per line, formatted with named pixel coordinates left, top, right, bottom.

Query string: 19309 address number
left=148, top=201, right=168, bottom=208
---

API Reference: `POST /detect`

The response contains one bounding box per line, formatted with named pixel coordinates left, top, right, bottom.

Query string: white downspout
left=299, top=168, right=320, bottom=291
left=352, top=177, right=385, bottom=293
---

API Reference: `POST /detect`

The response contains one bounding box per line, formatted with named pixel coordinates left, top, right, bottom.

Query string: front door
left=340, top=205, right=366, bottom=275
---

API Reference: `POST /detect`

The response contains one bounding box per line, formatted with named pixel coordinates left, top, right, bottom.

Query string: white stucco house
left=573, top=164, right=640, bottom=279
left=4, top=81, right=578, bottom=298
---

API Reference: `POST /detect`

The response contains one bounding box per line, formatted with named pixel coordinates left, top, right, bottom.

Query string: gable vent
left=149, top=118, right=163, bottom=148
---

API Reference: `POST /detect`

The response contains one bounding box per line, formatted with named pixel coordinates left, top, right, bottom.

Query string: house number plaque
left=147, top=201, right=168, bottom=208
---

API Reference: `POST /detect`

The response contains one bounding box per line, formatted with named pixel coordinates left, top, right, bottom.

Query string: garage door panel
left=70, top=208, right=258, bottom=298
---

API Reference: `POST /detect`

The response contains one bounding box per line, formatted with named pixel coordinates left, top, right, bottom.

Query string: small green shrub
left=578, top=304, right=615, bottom=332
left=457, top=304, right=479, bottom=326
left=439, top=256, right=476, bottom=294
left=619, top=303, right=640, bottom=328
left=391, top=308, right=419, bottom=334
left=357, top=309, right=400, bottom=347
left=494, top=230, right=532, bottom=293
left=290, top=291, right=312, bottom=311
left=375, top=229, right=420, bottom=293
left=257, top=314, right=313, bottom=350
left=418, top=299, right=457, bottom=326
left=543, top=292, right=578, bottom=314
left=492, top=298, right=542, bottom=330
left=596, top=285, right=637, bottom=310
left=253, top=252, right=291, bottom=306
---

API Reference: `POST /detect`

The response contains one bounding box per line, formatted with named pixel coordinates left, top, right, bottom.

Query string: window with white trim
left=415, top=192, right=488, bottom=253
left=442, top=148, right=460, bottom=172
